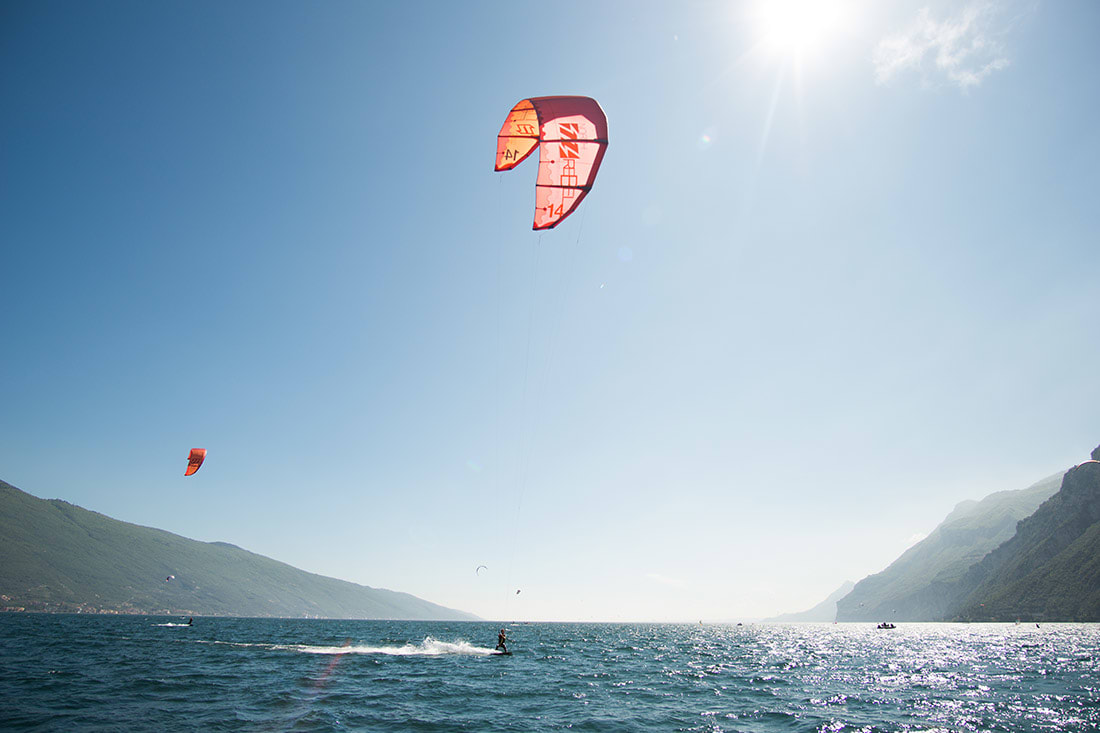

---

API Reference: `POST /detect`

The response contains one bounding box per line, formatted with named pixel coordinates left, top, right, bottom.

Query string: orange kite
left=185, top=448, right=206, bottom=476
left=495, top=96, right=608, bottom=230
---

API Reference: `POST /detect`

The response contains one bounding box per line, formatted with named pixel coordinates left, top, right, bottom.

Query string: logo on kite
left=495, top=96, right=608, bottom=230
left=185, top=449, right=206, bottom=476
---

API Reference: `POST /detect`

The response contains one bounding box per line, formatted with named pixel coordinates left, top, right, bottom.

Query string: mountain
left=0, top=479, right=478, bottom=620
left=952, top=450, right=1100, bottom=621
left=835, top=472, right=1062, bottom=622
left=767, top=581, right=854, bottom=622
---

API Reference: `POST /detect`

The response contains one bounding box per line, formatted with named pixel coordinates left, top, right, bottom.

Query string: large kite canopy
left=185, top=448, right=206, bottom=476
left=495, top=96, right=608, bottom=230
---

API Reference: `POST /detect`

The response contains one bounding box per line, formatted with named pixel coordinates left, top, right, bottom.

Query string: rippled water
left=1, top=615, right=1098, bottom=731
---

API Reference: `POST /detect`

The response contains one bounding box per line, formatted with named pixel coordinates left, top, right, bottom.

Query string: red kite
left=185, top=448, right=206, bottom=476
left=495, top=96, right=608, bottom=230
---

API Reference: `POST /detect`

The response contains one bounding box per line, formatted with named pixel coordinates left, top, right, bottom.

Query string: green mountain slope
left=835, top=473, right=1062, bottom=622
left=0, top=479, right=478, bottom=620
left=953, top=456, right=1100, bottom=621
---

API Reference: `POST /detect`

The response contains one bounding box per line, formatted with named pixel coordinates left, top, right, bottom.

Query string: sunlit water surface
left=1, top=615, right=1098, bottom=731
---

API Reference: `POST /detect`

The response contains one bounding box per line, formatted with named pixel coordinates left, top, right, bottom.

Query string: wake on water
left=194, top=636, right=500, bottom=657
left=284, top=636, right=496, bottom=657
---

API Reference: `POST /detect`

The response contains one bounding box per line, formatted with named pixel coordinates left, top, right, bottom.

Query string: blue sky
left=2, top=0, right=1097, bottom=621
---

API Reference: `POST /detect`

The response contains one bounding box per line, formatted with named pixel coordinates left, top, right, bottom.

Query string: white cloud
left=873, top=3, right=1012, bottom=90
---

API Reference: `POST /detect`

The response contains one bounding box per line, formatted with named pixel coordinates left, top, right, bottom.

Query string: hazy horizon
left=2, top=0, right=1097, bottom=622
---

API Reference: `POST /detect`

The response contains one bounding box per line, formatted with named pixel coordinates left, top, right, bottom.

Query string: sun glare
left=755, top=0, right=851, bottom=57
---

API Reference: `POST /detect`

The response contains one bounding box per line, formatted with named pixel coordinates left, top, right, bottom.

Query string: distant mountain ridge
left=831, top=443, right=1100, bottom=623
left=767, top=581, right=854, bottom=622
left=0, top=479, right=478, bottom=620
left=835, top=473, right=1062, bottom=622
left=953, top=453, right=1100, bottom=621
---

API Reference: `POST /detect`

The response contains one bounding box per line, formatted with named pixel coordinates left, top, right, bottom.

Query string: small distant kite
left=495, top=96, right=608, bottom=230
left=185, top=449, right=206, bottom=476
left=166, top=575, right=175, bottom=582
left=476, top=565, right=488, bottom=575
left=516, top=589, right=521, bottom=595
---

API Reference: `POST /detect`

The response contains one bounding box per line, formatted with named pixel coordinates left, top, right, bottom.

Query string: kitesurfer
left=496, top=628, right=507, bottom=652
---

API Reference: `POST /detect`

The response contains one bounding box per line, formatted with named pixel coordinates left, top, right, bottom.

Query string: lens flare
left=755, top=0, right=851, bottom=57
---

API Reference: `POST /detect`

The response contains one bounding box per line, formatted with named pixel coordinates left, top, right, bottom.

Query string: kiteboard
left=490, top=650, right=512, bottom=656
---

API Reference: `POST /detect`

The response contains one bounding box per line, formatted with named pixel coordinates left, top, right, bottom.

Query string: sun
left=754, top=0, right=852, bottom=58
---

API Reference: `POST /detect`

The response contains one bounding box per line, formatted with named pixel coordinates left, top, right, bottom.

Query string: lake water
left=1, top=615, right=1098, bottom=731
